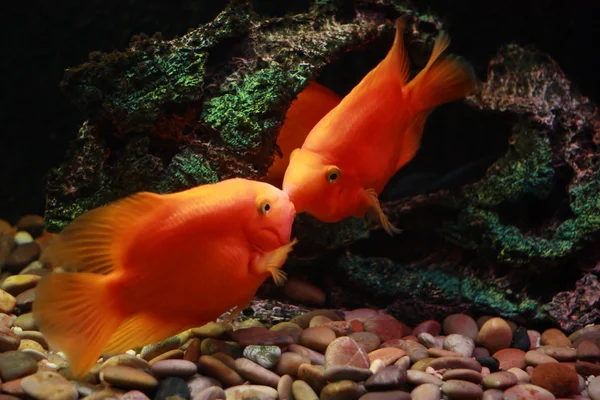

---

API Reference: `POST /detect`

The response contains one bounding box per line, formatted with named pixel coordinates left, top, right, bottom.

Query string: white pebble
left=126, top=349, right=137, bottom=355
left=14, top=231, right=34, bottom=245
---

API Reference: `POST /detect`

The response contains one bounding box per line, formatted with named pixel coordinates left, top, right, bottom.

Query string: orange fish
left=33, top=178, right=297, bottom=377
left=266, top=81, right=342, bottom=188
left=282, top=19, right=477, bottom=234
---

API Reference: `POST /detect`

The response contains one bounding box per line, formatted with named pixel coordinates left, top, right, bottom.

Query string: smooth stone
left=589, top=376, right=600, bottom=400
left=369, top=359, right=386, bottom=374
left=576, top=360, right=600, bottom=376
left=100, top=366, right=158, bottom=390
left=443, top=314, right=479, bottom=341
left=427, top=356, right=482, bottom=372
left=577, top=340, right=600, bottom=362
left=21, top=371, right=78, bottom=400
left=349, top=332, right=381, bottom=353
left=394, top=356, right=410, bottom=370
left=410, top=383, right=441, bottom=400
left=503, top=383, right=556, bottom=400
left=242, top=345, right=281, bottom=369
left=525, top=350, right=559, bottom=366
left=528, top=330, right=542, bottom=349
left=406, top=370, right=443, bottom=386
left=443, top=334, right=475, bottom=357
left=364, top=365, right=407, bottom=391
left=1, top=274, right=40, bottom=296
left=0, top=325, right=20, bottom=351
left=507, top=367, right=531, bottom=383
left=300, top=326, right=336, bottom=353
left=191, top=386, right=225, bottom=400
left=320, top=380, right=366, bottom=400
left=13, top=231, right=34, bottom=245
left=210, top=352, right=236, bottom=371
left=23, top=348, right=47, bottom=361
left=344, top=309, right=379, bottom=323
left=192, top=322, right=232, bottom=338
left=0, top=290, right=16, bottom=314
left=412, top=320, right=441, bottom=336
left=428, top=348, right=461, bottom=358
left=5, top=243, right=41, bottom=273
left=119, top=391, right=151, bottom=400
left=232, top=327, right=293, bottom=347
left=0, top=350, right=38, bottom=381
left=17, top=330, right=48, bottom=349
left=531, top=363, right=579, bottom=397
left=153, top=378, right=191, bottom=400
left=184, top=338, right=202, bottom=362
left=291, top=310, right=342, bottom=329
left=0, top=312, right=14, bottom=328
left=283, top=277, right=326, bottom=306
left=324, top=366, right=373, bottom=382
left=187, top=374, right=221, bottom=398
left=476, top=356, right=500, bottom=372
left=141, top=336, right=182, bottom=361
left=224, top=385, right=277, bottom=400
left=277, top=375, right=294, bottom=400
left=101, top=354, right=152, bottom=374
left=482, top=371, right=519, bottom=389
left=569, top=325, right=600, bottom=344
left=363, top=314, right=409, bottom=342
left=441, top=379, right=483, bottom=400
left=477, top=318, right=513, bottom=354
left=15, top=287, right=36, bottom=311
left=310, top=315, right=334, bottom=327
left=292, top=379, right=319, bottom=400
left=236, top=319, right=265, bottom=330
left=200, top=338, right=241, bottom=358
left=14, top=312, right=37, bottom=330
left=443, top=368, right=483, bottom=384
left=537, top=345, right=577, bottom=361
left=325, top=321, right=358, bottom=337
left=419, top=332, right=440, bottom=349
left=492, top=348, right=526, bottom=370
left=2, top=378, right=27, bottom=396
left=325, top=336, right=370, bottom=369
left=482, top=389, right=504, bottom=400
left=298, top=363, right=325, bottom=394
left=288, top=344, right=325, bottom=365
left=151, top=359, right=197, bottom=378
left=270, top=322, right=303, bottom=343
left=197, top=355, right=244, bottom=387
left=16, top=215, right=45, bottom=238
left=274, top=352, right=310, bottom=377
left=235, top=358, right=280, bottom=387
left=473, top=347, right=490, bottom=358
left=540, top=328, right=571, bottom=347
left=359, top=391, right=411, bottom=400
left=512, top=326, right=531, bottom=351
left=367, top=347, right=406, bottom=366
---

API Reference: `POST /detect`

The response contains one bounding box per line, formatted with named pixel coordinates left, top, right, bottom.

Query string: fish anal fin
left=365, top=189, right=402, bottom=236
left=396, top=111, right=430, bottom=170
left=33, top=273, right=123, bottom=378
left=103, top=313, right=197, bottom=356
left=46, top=192, right=165, bottom=274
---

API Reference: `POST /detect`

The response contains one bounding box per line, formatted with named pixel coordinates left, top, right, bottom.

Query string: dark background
left=1, top=0, right=599, bottom=223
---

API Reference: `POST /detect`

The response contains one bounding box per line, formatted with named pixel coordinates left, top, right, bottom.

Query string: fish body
left=33, top=178, right=296, bottom=377
left=266, top=81, right=341, bottom=188
left=282, top=19, right=477, bottom=234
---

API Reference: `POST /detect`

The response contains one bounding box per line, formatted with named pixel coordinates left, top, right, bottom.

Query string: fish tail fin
left=33, top=272, right=124, bottom=377
left=406, top=31, right=477, bottom=114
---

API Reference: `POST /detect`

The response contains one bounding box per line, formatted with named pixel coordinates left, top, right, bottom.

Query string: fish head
left=282, top=148, right=363, bottom=222
left=248, top=181, right=296, bottom=250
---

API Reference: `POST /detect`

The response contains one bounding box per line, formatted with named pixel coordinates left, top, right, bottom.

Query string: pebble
left=476, top=356, right=500, bottom=372
left=577, top=340, right=600, bottom=362
left=528, top=330, right=542, bottom=349
left=576, top=360, right=600, bottom=376
left=531, top=363, right=579, bottom=397
left=0, top=350, right=38, bottom=381
left=428, top=348, right=462, bottom=358
left=477, top=318, right=513, bottom=353
left=364, top=365, right=406, bottom=391
left=278, top=374, right=294, bottom=400
left=288, top=344, right=325, bottom=365
left=363, top=314, right=409, bottom=342
left=443, top=334, right=475, bottom=357
left=324, top=366, right=373, bottom=382
left=512, top=326, right=531, bottom=351
left=525, top=350, right=560, bottom=366
left=0, top=289, right=16, bottom=313
left=369, top=359, right=385, bottom=374
left=151, top=359, right=197, bottom=378
left=243, top=345, right=281, bottom=369
left=367, top=347, right=406, bottom=366
left=270, top=322, right=303, bottom=343
left=193, top=386, right=226, bottom=400
left=14, top=312, right=37, bottom=330
left=235, top=357, right=280, bottom=387
left=16, top=287, right=36, bottom=310
left=344, top=309, right=379, bottom=323
left=443, top=314, right=479, bottom=341
left=325, top=336, right=370, bottom=369
left=186, top=374, right=221, bottom=398
left=149, top=349, right=185, bottom=364
left=427, top=356, right=482, bottom=372
left=283, top=277, right=326, bottom=306
left=291, top=310, right=342, bottom=329
left=482, top=389, right=504, bottom=400
left=5, top=243, right=41, bottom=273
left=418, top=332, right=440, bottom=349
left=310, top=315, right=333, bottom=327
left=120, top=391, right=151, bottom=400
left=443, top=368, right=483, bottom=384
left=200, top=338, right=241, bottom=358
left=537, top=345, right=577, bottom=361
left=232, top=327, right=293, bottom=347
left=410, top=383, right=441, bottom=400
left=197, top=355, right=244, bottom=387
left=224, top=384, right=278, bottom=400
left=589, top=376, right=600, bottom=400
left=348, top=332, right=381, bottom=353
left=21, top=371, right=78, bottom=400
left=441, top=379, right=483, bottom=400
left=300, top=326, right=336, bottom=353
left=482, top=371, right=518, bottom=389
left=412, top=320, right=441, bottom=336
left=140, top=336, right=181, bottom=361
left=502, top=383, right=556, bottom=400
left=101, top=353, right=152, bottom=374
left=492, top=348, right=526, bottom=370
left=292, top=379, right=319, bottom=400
left=400, top=340, right=429, bottom=363
left=298, top=363, right=325, bottom=393
left=570, top=325, right=600, bottom=346
left=99, top=366, right=158, bottom=390
left=320, top=380, right=366, bottom=400
left=407, top=370, right=443, bottom=386
left=192, top=322, right=232, bottom=338
left=359, top=392, right=411, bottom=400
left=507, top=367, right=531, bottom=383
left=3, top=276, right=40, bottom=304
left=541, top=328, right=571, bottom=347
left=274, top=352, right=310, bottom=377
left=0, top=325, right=20, bottom=351
left=16, top=215, right=45, bottom=238
left=325, top=321, right=360, bottom=337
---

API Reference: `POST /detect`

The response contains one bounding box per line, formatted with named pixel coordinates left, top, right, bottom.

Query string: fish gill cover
left=46, top=0, right=600, bottom=330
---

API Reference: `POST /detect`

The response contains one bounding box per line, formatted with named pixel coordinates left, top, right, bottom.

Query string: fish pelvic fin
left=46, top=192, right=165, bottom=274
left=33, top=272, right=124, bottom=378
left=256, top=238, right=299, bottom=286
left=406, top=30, right=477, bottom=114
left=365, top=188, right=402, bottom=236
left=103, top=313, right=197, bottom=356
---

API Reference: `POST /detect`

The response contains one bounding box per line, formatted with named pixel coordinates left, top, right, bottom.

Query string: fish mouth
left=283, top=184, right=305, bottom=214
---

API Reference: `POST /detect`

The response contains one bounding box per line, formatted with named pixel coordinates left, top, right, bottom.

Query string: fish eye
left=258, top=200, right=271, bottom=215
left=326, top=166, right=341, bottom=183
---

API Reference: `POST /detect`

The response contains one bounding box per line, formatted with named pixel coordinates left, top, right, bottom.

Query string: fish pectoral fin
left=33, top=273, right=123, bottom=378
left=46, top=191, right=165, bottom=274
left=365, top=189, right=402, bottom=236
left=103, top=313, right=196, bottom=356
left=254, top=239, right=299, bottom=286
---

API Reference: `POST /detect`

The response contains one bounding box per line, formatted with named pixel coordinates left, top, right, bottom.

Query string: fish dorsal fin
left=379, top=18, right=411, bottom=86
left=395, top=110, right=429, bottom=171
left=46, top=192, right=165, bottom=274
